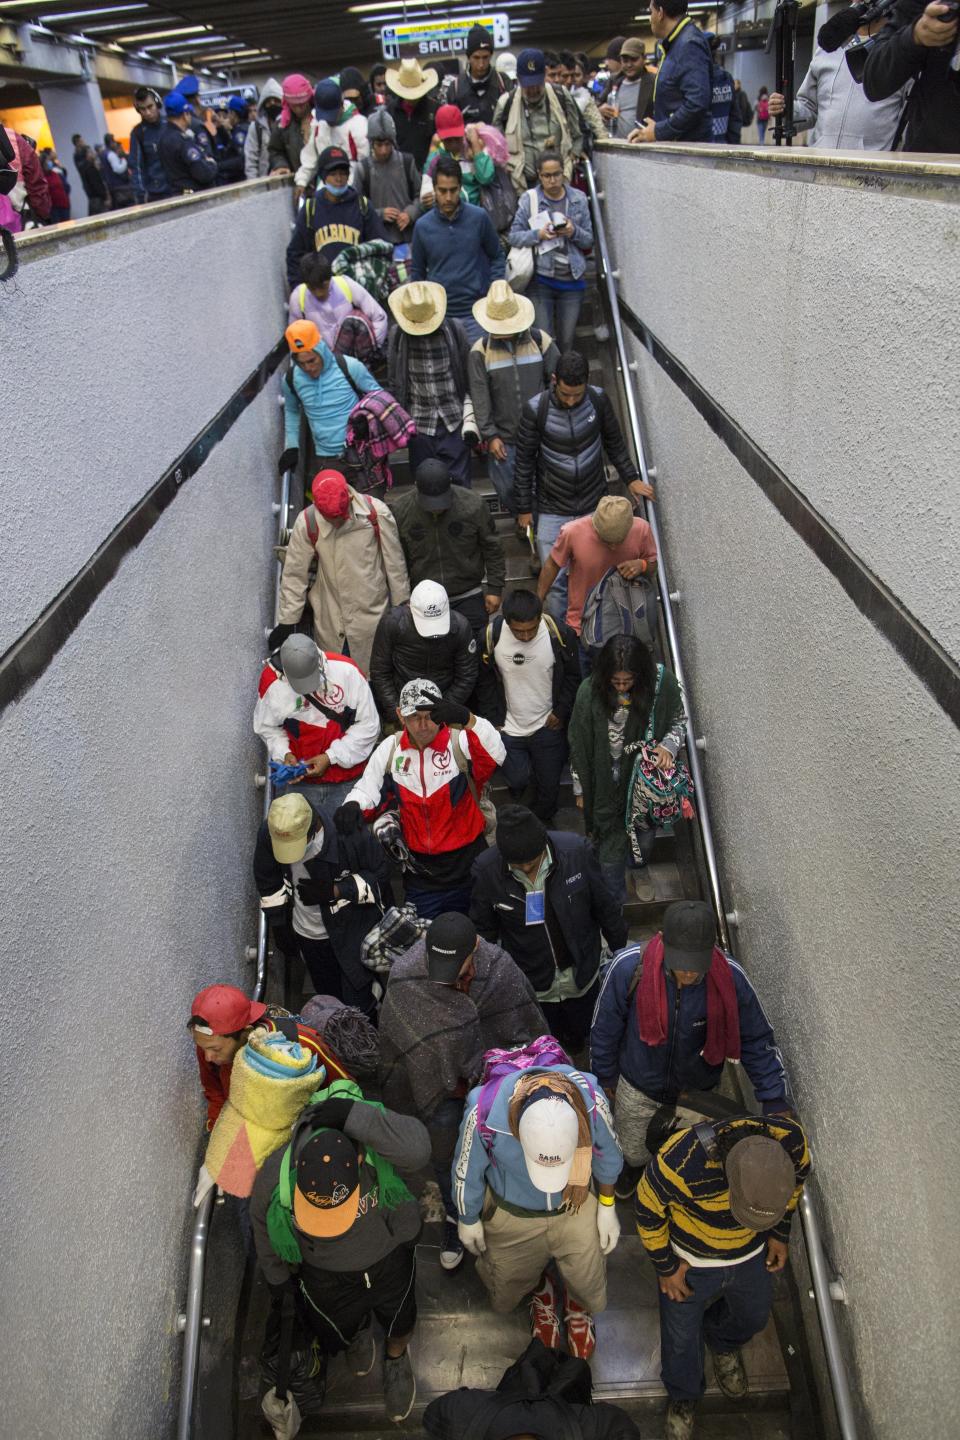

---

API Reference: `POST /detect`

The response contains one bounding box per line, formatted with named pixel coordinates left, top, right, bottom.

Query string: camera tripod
left=767, top=0, right=800, bottom=145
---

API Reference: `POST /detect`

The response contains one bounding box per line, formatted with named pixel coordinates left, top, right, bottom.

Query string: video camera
left=821, top=0, right=959, bottom=82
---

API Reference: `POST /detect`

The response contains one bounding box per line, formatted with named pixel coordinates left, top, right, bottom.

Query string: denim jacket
left=507, top=183, right=593, bottom=282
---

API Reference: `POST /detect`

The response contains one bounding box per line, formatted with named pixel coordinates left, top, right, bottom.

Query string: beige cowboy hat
left=389, top=280, right=447, bottom=335
left=472, top=279, right=535, bottom=337
left=385, top=56, right=439, bottom=100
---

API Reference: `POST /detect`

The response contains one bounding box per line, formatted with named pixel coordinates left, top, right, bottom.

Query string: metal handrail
left=584, top=155, right=860, bottom=1440
left=175, top=460, right=294, bottom=1440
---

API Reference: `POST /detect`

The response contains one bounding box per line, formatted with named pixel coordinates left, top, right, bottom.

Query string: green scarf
left=266, top=1078, right=413, bottom=1265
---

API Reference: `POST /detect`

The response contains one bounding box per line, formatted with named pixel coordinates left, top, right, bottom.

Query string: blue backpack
left=580, top=566, right=656, bottom=653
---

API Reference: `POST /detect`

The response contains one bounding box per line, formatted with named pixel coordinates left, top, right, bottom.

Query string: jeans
left=536, top=512, right=572, bottom=622
left=658, top=1249, right=773, bottom=1402
left=540, top=977, right=599, bottom=1054
left=532, top=281, right=585, bottom=355
left=600, top=828, right=654, bottom=908
left=757, top=120, right=768, bottom=144
left=426, top=1096, right=464, bottom=1217
left=451, top=590, right=488, bottom=640
left=499, top=724, right=568, bottom=821
left=404, top=880, right=473, bottom=919
left=409, top=423, right=471, bottom=487
left=297, top=935, right=375, bottom=1015
left=272, top=778, right=356, bottom=811
left=487, top=442, right=517, bottom=514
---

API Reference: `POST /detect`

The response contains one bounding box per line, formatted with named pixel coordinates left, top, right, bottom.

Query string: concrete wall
left=598, top=145, right=960, bottom=1440
left=0, top=182, right=290, bottom=1439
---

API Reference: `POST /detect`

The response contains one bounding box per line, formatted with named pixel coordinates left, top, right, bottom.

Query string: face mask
left=324, top=180, right=349, bottom=196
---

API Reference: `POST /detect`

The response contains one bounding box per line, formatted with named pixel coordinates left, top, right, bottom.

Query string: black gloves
left=302, top=1095, right=355, bottom=1131
left=267, top=1277, right=297, bottom=1308
left=268, top=622, right=295, bottom=654
left=278, top=447, right=299, bottom=477
left=334, top=874, right=361, bottom=905
left=297, top=873, right=336, bottom=908
left=334, top=802, right=364, bottom=837
left=431, top=697, right=471, bottom=728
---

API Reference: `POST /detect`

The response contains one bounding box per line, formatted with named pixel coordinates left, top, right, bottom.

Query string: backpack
left=478, top=164, right=518, bottom=234
left=580, top=565, right=656, bottom=653
left=294, top=278, right=381, bottom=364
left=481, top=327, right=553, bottom=389
left=382, top=725, right=497, bottom=838
left=304, top=492, right=382, bottom=548
left=475, top=1041, right=589, bottom=1156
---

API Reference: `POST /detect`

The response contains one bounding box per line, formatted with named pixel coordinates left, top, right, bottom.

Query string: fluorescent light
left=114, top=25, right=208, bottom=42
left=40, top=3, right=149, bottom=16
left=142, top=34, right=228, bottom=51
left=349, top=0, right=453, bottom=10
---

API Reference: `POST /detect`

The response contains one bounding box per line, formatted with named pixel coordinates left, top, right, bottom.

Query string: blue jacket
left=282, top=339, right=379, bottom=455
left=506, top=182, right=593, bottom=283
left=710, top=62, right=742, bottom=144
left=128, top=119, right=172, bottom=199
left=411, top=199, right=505, bottom=319
left=452, top=1065, right=622, bottom=1224
left=589, top=944, right=787, bottom=1108
left=653, top=18, right=714, bottom=142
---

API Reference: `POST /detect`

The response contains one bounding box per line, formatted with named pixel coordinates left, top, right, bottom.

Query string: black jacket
left=368, top=603, right=479, bottom=717
left=423, top=1339, right=642, bottom=1440
left=470, top=830, right=627, bottom=994
left=392, top=487, right=506, bottom=600
left=513, top=384, right=638, bottom=517
left=253, top=810, right=388, bottom=995
left=444, top=68, right=507, bottom=126
left=476, top=613, right=581, bottom=728
left=387, top=318, right=471, bottom=409
left=387, top=95, right=438, bottom=168
left=863, top=0, right=960, bottom=153
left=157, top=122, right=218, bottom=194
left=268, top=115, right=307, bottom=174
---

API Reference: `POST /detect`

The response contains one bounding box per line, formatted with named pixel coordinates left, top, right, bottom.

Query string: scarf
left=636, top=934, right=740, bottom=1067
left=266, top=1078, right=413, bottom=1264
left=507, top=1071, right=593, bottom=1211
left=279, top=73, right=312, bottom=129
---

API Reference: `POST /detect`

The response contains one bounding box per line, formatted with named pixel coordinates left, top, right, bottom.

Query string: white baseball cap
left=410, top=580, right=450, bottom=637
left=517, top=1094, right=580, bottom=1194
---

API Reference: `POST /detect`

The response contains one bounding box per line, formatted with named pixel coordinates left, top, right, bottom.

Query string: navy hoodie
left=286, top=184, right=389, bottom=286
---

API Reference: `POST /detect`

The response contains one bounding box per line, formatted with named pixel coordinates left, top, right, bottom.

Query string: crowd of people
left=171, top=22, right=818, bottom=1440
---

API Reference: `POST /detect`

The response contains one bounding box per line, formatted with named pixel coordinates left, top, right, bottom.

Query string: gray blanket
left=379, top=937, right=546, bottom=1120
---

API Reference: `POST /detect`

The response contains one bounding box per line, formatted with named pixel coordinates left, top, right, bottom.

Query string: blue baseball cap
left=314, top=79, right=342, bottom=123
left=175, top=74, right=200, bottom=96
left=164, top=92, right=188, bottom=116
left=227, top=95, right=247, bottom=114
left=516, top=48, right=546, bottom=87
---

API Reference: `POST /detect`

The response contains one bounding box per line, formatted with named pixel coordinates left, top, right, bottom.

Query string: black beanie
left=496, top=805, right=548, bottom=865
left=467, top=23, right=494, bottom=54
left=606, top=35, right=627, bottom=59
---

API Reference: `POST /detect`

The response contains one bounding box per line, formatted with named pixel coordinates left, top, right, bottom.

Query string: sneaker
left=614, top=1162, right=642, bottom=1201
left=439, top=1215, right=464, bottom=1271
left=344, top=1324, right=376, bottom=1377
left=711, top=1346, right=748, bottom=1399
left=563, top=1292, right=596, bottom=1360
left=629, top=865, right=656, bottom=903
left=529, top=1271, right=561, bottom=1349
left=665, top=1399, right=697, bottom=1440
left=383, top=1349, right=416, bottom=1423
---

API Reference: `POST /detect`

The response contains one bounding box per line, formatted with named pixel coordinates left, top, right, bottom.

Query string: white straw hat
left=385, top=56, right=439, bottom=100
left=472, top=278, right=535, bottom=336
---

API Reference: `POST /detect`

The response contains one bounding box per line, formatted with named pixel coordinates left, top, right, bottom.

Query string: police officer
left=158, top=93, right=218, bottom=195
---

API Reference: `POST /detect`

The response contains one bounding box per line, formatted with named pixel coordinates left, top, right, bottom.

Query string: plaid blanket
left=331, top=239, right=396, bottom=307
left=346, top=388, right=416, bottom=492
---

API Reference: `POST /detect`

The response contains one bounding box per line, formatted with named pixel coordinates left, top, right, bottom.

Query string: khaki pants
left=614, top=1076, right=705, bottom=1168
left=476, top=1188, right=607, bottom=1315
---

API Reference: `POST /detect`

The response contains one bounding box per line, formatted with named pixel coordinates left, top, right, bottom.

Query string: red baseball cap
left=311, top=469, right=351, bottom=518
left=435, top=104, right=465, bottom=140
left=190, top=984, right=267, bottom=1036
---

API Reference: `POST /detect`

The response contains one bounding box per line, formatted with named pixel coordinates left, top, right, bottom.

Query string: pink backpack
left=475, top=1037, right=592, bottom=1159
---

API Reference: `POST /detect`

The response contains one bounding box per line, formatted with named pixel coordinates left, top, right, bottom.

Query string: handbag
left=624, top=665, right=694, bottom=861
left=505, top=186, right=538, bottom=292
left=478, top=165, right=518, bottom=233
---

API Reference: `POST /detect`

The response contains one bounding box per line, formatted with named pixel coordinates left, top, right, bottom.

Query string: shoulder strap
left=305, top=504, right=319, bottom=546
left=333, top=274, right=353, bottom=302
left=542, top=613, right=565, bottom=648
left=536, top=386, right=552, bottom=434
left=626, top=957, right=644, bottom=999
left=296, top=283, right=308, bottom=317
left=334, top=350, right=364, bottom=401
left=694, top=1120, right=720, bottom=1160
left=365, top=496, right=381, bottom=551
left=449, top=725, right=482, bottom=811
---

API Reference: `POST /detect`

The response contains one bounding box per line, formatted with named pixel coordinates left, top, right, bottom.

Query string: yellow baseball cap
left=267, top=793, right=314, bottom=864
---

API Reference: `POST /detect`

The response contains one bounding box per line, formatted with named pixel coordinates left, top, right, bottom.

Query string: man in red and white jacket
left=337, top=678, right=505, bottom=918
left=254, top=634, right=381, bottom=810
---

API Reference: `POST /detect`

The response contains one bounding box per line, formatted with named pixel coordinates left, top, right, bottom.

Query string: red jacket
left=197, top=1015, right=352, bottom=1129
left=15, top=133, right=51, bottom=220
left=44, top=168, right=69, bottom=212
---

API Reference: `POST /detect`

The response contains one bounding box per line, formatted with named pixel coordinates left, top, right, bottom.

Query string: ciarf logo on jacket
left=432, top=748, right=451, bottom=769
left=322, top=683, right=345, bottom=707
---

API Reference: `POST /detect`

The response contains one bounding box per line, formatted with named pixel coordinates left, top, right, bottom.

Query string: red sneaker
left=564, top=1292, right=596, bottom=1360
left=529, top=1272, right=561, bottom=1349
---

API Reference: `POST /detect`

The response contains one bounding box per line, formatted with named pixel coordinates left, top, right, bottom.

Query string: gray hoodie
left=244, top=77, right=283, bottom=179
left=790, top=45, right=907, bottom=149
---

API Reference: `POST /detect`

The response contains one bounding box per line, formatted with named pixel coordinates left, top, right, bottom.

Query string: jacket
left=387, top=318, right=471, bottom=412
left=567, top=670, right=684, bottom=863
left=453, top=1065, right=622, bottom=1223
left=367, top=603, right=479, bottom=717
left=128, top=118, right=172, bottom=198
left=294, top=107, right=370, bottom=190
left=469, top=328, right=559, bottom=444
left=391, top=486, right=506, bottom=600
left=157, top=122, right=218, bottom=194
left=653, top=17, right=714, bottom=142
left=244, top=78, right=282, bottom=178
left=636, top=1115, right=810, bottom=1275
left=347, top=718, right=505, bottom=884
left=513, top=384, right=638, bottom=517
left=277, top=486, right=409, bottom=675
left=573, top=85, right=608, bottom=144
left=387, top=95, right=438, bottom=169
left=471, top=831, right=627, bottom=994
left=475, top=612, right=580, bottom=727
left=196, top=1014, right=351, bottom=1130
left=210, top=123, right=244, bottom=184
left=793, top=43, right=907, bottom=148
left=286, top=185, right=389, bottom=284
left=77, top=155, right=110, bottom=202
left=281, top=338, right=380, bottom=454
left=443, top=67, right=508, bottom=126
left=411, top=198, right=506, bottom=319
left=863, top=0, right=960, bottom=152
left=354, top=149, right=422, bottom=242
left=254, top=811, right=388, bottom=991
left=254, top=653, right=381, bottom=780
left=494, top=84, right=576, bottom=190
left=507, top=182, right=593, bottom=283
left=251, top=1098, right=430, bottom=1281
left=590, top=943, right=788, bottom=1106
left=425, top=142, right=496, bottom=206
left=268, top=112, right=311, bottom=174
left=710, top=63, right=743, bottom=143
left=287, top=275, right=388, bottom=349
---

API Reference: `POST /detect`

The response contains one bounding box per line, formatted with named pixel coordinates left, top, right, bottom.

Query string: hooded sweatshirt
left=282, top=337, right=380, bottom=455
left=245, top=77, right=282, bottom=179
left=286, top=181, right=390, bottom=285
left=294, top=106, right=370, bottom=190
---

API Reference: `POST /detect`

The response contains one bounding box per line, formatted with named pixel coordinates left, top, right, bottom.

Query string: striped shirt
left=635, top=1115, right=810, bottom=1276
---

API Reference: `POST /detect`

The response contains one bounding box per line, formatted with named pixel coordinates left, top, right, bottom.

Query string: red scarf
left=636, top=934, right=740, bottom=1067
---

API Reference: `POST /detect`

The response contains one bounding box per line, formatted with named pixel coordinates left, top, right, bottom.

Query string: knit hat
left=190, top=984, right=267, bottom=1036
left=367, top=108, right=397, bottom=143
left=467, top=23, right=494, bottom=54
left=311, top=468, right=351, bottom=518
left=725, top=1134, right=797, bottom=1231
left=606, top=35, right=627, bottom=59
left=339, top=66, right=365, bottom=95
left=314, top=79, right=343, bottom=122
left=426, top=912, right=478, bottom=983
left=282, top=73, right=313, bottom=103
left=496, top=804, right=548, bottom=865
left=496, top=52, right=517, bottom=80
left=285, top=319, right=321, bottom=354
left=592, top=495, right=634, bottom=545
left=620, top=37, right=647, bottom=59
left=435, top=103, right=465, bottom=140
left=280, top=634, right=326, bottom=695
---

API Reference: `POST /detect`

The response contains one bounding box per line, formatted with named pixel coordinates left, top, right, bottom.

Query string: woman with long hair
left=568, top=634, right=686, bottom=904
